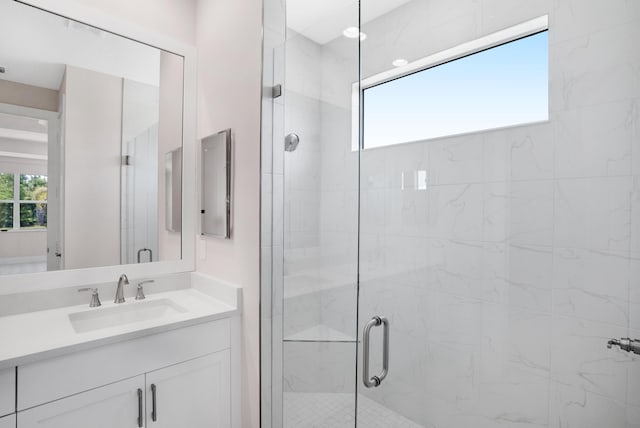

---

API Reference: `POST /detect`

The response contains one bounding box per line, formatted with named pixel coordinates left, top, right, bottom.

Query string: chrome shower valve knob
left=607, top=338, right=640, bottom=356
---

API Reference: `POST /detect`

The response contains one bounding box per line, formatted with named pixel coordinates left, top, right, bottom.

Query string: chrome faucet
left=115, top=274, right=129, bottom=303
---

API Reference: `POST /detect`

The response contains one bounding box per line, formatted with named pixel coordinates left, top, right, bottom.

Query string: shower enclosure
left=261, top=1, right=640, bottom=427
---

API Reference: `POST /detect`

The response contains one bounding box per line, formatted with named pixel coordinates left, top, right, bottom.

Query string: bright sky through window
left=363, top=31, right=548, bottom=149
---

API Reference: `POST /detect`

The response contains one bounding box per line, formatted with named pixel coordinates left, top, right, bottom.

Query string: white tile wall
left=282, top=342, right=355, bottom=394
left=554, top=177, right=632, bottom=252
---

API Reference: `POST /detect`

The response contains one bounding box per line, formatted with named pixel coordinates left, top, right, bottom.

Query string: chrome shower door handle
left=362, top=315, right=390, bottom=388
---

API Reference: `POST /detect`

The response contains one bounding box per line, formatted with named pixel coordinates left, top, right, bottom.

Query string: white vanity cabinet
left=145, top=351, right=230, bottom=428
left=18, top=351, right=231, bottom=428
left=0, top=414, right=16, bottom=428
left=0, top=368, right=15, bottom=417
left=15, top=319, right=235, bottom=428
left=18, top=376, right=144, bottom=428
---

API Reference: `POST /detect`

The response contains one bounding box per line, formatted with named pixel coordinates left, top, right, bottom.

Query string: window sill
left=0, top=229, right=47, bottom=234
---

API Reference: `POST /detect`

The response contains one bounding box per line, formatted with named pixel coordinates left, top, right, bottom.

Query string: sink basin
left=69, top=299, right=187, bottom=333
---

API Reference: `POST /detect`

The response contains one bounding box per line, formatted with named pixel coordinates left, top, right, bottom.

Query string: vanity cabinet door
left=145, top=351, right=230, bottom=428
left=0, top=368, right=15, bottom=417
left=0, top=414, right=15, bottom=428
left=18, top=376, right=145, bottom=428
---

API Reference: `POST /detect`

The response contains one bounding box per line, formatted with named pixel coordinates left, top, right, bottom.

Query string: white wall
left=77, top=0, right=197, bottom=46
left=63, top=66, right=122, bottom=269
left=195, top=1, right=263, bottom=427
left=0, top=230, right=45, bottom=258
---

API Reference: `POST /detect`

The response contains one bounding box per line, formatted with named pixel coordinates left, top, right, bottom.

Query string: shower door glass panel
left=280, top=1, right=360, bottom=426
left=357, top=1, right=640, bottom=427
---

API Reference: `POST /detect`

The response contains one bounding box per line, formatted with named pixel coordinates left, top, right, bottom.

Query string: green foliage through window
left=0, top=173, right=14, bottom=200
left=20, top=174, right=48, bottom=201
left=0, top=203, right=13, bottom=230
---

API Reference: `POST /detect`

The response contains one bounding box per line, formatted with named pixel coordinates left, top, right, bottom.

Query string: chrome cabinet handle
left=137, top=388, right=143, bottom=427
left=362, top=316, right=390, bottom=388
left=151, top=384, right=157, bottom=421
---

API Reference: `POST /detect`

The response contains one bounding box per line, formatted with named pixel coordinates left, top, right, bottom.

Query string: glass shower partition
left=262, top=1, right=640, bottom=427
left=272, top=2, right=361, bottom=426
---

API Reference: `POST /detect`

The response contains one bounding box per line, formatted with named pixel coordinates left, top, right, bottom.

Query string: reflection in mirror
left=201, top=130, right=231, bottom=239
left=165, top=147, right=182, bottom=234
left=0, top=2, right=184, bottom=274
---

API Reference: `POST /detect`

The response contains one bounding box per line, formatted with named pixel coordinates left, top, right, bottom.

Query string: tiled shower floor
left=284, top=392, right=423, bottom=428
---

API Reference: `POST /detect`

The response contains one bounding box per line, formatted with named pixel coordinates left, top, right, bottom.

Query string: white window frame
left=352, top=15, right=549, bottom=151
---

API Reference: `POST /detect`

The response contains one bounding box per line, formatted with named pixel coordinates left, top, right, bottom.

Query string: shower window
left=355, top=18, right=549, bottom=150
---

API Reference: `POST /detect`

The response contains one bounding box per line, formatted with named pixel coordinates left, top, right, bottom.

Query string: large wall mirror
left=0, top=0, right=196, bottom=290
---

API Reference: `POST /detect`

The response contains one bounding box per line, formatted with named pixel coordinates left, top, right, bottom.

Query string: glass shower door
left=278, top=1, right=360, bottom=426
left=356, top=1, right=640, bottom=427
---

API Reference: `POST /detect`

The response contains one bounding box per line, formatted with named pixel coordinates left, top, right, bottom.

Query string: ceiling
left=0, top=112, right=47, bottom=159
left=0, top=112, right=47, bottom=135
left=286, top=0, right=413, bottom=45
left=0, top=1, right=161, bottom=91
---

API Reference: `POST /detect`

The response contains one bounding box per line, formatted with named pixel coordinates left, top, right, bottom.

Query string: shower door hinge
left=272, top=84, right=282, bottom=99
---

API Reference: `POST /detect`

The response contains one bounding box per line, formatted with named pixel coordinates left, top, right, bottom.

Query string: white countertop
left=0, top=286, right=239, bottom=369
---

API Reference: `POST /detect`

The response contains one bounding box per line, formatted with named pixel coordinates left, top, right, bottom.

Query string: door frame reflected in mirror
left=0, top=102, right=60, bottom=272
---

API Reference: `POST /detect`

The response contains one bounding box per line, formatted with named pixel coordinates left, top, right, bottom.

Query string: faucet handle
left=135, top=280, right=154, bottom=300
left=78, top=288, right=101, bottom=307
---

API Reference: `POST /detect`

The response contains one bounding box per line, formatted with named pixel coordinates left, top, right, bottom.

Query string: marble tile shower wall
left=283, top=31, right=334, bottom=340
left=281, top=28, right=360, bottom=340
left=280, top=25, right=360, bottom=416
left=353, top=1, right=640, bottom=427
left=270, top=1, right=640, bottom=427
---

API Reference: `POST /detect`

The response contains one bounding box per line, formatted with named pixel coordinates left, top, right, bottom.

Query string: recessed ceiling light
left=392, top=59, right=408, bottom=67
left=343, top=27, right=367, bottom=41
left=343, top=27, right=359, bottom=38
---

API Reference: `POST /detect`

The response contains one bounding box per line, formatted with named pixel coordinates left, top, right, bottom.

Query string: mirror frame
left=0, top=0, right=197, bottom=294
